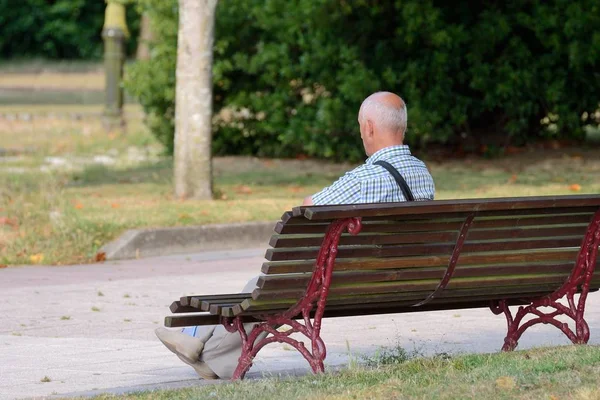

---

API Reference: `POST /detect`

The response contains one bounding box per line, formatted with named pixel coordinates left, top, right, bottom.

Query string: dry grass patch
left=1, top=106, right=599, bottom=265
left=0, top=72, right=104, bottom=91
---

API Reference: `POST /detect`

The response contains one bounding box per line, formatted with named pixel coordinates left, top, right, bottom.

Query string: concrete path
left=1, top=248, right=599, bottom=400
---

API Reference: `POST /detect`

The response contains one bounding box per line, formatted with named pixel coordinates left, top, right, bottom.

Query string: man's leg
left=198, top=276, right=269, bottom=379
left=156, top=276, right=264, bottom=379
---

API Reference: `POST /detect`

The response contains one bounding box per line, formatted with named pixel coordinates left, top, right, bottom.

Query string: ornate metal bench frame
left=221, top=210, right=600, bottom=380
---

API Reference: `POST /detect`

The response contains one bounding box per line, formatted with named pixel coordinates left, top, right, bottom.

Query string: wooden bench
left=164, top=195, right=600, bottom=380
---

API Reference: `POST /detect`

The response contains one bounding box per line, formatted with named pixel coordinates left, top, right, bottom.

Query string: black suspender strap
left=373, top=160, right=415, bottom=202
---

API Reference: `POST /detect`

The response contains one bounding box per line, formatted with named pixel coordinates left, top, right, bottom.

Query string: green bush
left=0, top=0, right=140, bottom=59
left=125, top=0, right=600, bottom=161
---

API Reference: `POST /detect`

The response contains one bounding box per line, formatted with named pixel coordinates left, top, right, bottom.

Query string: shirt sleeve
left=311, top=172, right=361, bottom=205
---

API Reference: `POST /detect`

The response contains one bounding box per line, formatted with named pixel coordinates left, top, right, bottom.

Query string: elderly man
left=155, top=91, right=435, bottom=379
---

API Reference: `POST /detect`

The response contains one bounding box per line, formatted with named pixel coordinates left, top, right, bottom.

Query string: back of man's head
left=359, top=92, right=407, bottom=138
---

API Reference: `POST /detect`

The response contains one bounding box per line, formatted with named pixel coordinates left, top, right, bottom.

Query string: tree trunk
left=136, top=13, right=152, bottom=61
left=174, top=0, right=217, bottom=200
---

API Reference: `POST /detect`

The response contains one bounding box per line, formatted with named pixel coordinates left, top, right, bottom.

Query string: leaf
left=288, top=185, right=302, bottom=193
left=95, top=252, right=106, bottom=262
left=29, top=254, right=44, bottom=264
left=569, top=184, right=582, bottom=192
left=74, top=203, right=84, bottom=209
left=495, top=376, right=516, bottom=390
left=111, top=203, right=120, bottom=208
left=178, top=213, right=193, bottom=223
left=508, top=174, right=518, bottom=184
left=0, top=264, right=7, bottom=269
left=0, top=216, right=18, bottom=228
left=235, top=185, right=253, bottom=194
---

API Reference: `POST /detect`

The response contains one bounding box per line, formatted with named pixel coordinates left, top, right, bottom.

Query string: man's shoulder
left=346, top=163, right=385, bottom=181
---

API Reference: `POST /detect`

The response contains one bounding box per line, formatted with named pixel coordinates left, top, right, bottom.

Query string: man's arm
left=303, top=172, right=361, bottom=206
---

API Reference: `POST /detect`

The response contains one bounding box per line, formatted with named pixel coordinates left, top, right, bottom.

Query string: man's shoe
left=190, top=360, right=219, bottom=380
left=155, top=327, right=205, bottom=365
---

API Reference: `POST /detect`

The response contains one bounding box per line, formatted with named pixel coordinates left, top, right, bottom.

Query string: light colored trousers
left=182, top=276, right=268, bottom=379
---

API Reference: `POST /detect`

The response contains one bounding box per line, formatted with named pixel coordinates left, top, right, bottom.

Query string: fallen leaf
left=201, top=210, right=209, bottom=216
left=74, top=203, right=84, bottom=209
left=549, top=395, right=559, bottom=400
left=29, top=254, right=44, bottom=264
left=505, top=146, right=523, bottom=155
left=508, top=174, right=518, bottom=184
left=235, top=185, right=253, bottom=194
left=262, top=160, right=274, bottom=167
left=569, top=184, right=582, bottom=192
left=495, top=376, right=516, bottom=390
left=288, top=186, right=302, bottom=193
left=0, top=264, right=7, bottom=269
left=220, top=194, right=228, bottom=200
left=0, top=216, right=18, bottom=228
left=95, top=252, right=106, bottom=262
left=178, top=213, right=193, bottom=222
left=111, top=203, right=120, bottom=208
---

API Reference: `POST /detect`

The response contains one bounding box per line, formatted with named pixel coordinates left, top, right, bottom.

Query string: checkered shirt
left=312, top=145, right=435, bottom=205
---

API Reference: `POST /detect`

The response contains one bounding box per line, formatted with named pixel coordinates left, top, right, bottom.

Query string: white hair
left=359, top=92, right=408, bottom=137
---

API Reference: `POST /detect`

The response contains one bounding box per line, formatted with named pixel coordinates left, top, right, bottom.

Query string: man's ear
left=366, top=119, right=375, bottom=138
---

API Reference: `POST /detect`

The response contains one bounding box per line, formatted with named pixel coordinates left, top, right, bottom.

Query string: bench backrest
left=250, top=195, right=600, bottom=312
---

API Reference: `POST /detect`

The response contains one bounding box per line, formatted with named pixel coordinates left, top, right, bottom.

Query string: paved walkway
left=1, top=248, right=599, bottom=400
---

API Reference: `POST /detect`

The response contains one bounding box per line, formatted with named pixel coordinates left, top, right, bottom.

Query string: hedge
left=125, top=0, right=600, bottom=161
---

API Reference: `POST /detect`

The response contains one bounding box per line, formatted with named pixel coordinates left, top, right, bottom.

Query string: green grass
left=1, top=104, right=600, bottom=265
left=68, top=345, right=600, bottom=400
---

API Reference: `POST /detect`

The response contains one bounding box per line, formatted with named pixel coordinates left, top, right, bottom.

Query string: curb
left=99, top=221, right=276, bottom=260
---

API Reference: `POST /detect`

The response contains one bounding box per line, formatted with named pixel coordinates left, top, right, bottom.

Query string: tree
left=136, top=12, right=152, bottom=60
left=173, top=0, right=217, bottom=199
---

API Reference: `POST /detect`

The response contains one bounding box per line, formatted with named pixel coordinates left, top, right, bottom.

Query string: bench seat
left=163, top=194, right=600, bottom=379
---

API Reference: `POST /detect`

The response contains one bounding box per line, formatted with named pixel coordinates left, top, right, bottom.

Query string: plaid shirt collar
left=366, top=145, right=411, bottom=164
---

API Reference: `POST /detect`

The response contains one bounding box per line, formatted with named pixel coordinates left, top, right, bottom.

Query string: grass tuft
left=67, top=345, right=600, bottom=400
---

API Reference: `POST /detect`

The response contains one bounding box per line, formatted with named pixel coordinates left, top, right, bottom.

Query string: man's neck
left=370, top=142, right=404, bottom=155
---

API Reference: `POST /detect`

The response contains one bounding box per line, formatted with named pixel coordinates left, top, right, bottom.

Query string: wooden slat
left=239, top=284, right=561, bottom=313
left=233, top=291, right=556, bottom=317
left=270, top=231, right=457, bottom=248
left=164, top=298, right=535, bottom=327
left=257, top=262, right=578, bottom=291
left=356, top=208, right=597, bottom=221
left=265, top=237, right=584, bottom=261
left=290, top=208, right=597, bottom=226
left=165, top=314, right=261, bottom=327
left=262, top=249, right=581, bottom=274
left=211, top=303, right=238, bottom=317
left=270, top=225, right=588, bottom=248
left=274, top=214, right=593, bottom=235
left=180, top=293, right=251, bottom=307
left=169, top=301, right=200, bottom=314
left=252, top=274, right=577, bottom=300
left=188, top=293, right=252, bottom=309
left=297, top=195, right=600, bottom=220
